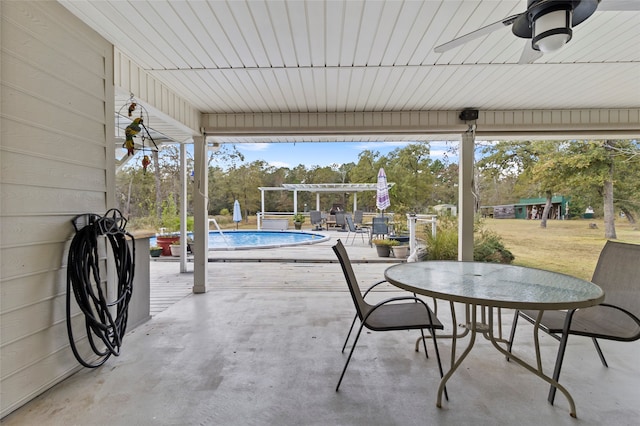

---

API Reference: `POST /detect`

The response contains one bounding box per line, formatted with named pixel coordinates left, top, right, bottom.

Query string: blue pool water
left=152, top=230, right=329, bottom=251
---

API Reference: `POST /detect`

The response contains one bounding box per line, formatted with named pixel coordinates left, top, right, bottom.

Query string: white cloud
left=268, top=160, right=291, bottom=169
left=353, top=141, right=413, bottom=150
left=236, top=143, right=269, bottom=152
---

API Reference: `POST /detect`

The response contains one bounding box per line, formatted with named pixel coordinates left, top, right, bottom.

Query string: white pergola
left=258, top=183, right=396, bottom=215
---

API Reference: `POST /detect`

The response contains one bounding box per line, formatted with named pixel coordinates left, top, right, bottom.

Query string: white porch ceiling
left=59, top=0, right=640, bottom=140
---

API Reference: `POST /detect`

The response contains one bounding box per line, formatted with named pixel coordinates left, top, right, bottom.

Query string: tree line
left=115, top=139, right=639, bottom=237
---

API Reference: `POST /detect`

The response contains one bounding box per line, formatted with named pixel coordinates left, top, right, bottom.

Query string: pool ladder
left=208, top=218, right=230, bottom=246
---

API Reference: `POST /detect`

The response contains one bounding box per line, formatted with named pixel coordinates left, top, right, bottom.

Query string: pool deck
left=154, top=228, right=402, bottom=264
left=148, top=228, right=402, bottom=316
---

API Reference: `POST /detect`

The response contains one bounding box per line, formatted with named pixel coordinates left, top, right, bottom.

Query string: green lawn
left=481, top=218, right=640, bottom=280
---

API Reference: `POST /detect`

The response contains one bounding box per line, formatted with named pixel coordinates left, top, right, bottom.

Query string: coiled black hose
left=66, top=209, right=135, bottom=368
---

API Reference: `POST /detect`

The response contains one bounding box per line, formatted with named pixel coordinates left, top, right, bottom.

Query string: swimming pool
left=152, top=230, right=329, bottom=251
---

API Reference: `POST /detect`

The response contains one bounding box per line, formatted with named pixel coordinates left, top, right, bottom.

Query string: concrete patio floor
left=2, top=232, right=639, bottom=425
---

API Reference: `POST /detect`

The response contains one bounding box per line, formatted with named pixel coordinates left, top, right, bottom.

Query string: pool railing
left=208, top=218, right=230, bottom=246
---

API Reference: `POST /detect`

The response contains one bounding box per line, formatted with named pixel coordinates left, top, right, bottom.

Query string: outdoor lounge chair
left=335, top=211, right=346, bottom=231
left=332, top=240, right=446, bottom=391
left=353, top=210, right=364, bottom=226
left=371, top=216, right=389, bottom=239
left=310, top=210, right=324, bottom=230
left=344, top=214, right=370, bottom=246
left=508, top=240, right=640, bottom=404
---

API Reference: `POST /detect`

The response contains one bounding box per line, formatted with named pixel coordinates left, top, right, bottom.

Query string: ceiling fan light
left=532, top=8, right=573, bottom=53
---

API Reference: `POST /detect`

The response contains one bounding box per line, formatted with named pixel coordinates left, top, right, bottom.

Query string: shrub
left=424, top=216, right=458, bottom=260
left=474, top=230, right=515, bottom=263
left=424, top=225, right=458, bottom=260
left=372, top=239, right=400, bottom=247
left=423, top=217, right=514, bottom=264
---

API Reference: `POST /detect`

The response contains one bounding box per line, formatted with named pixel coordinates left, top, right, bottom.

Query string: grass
left=481, top=218, right=639, bottom=280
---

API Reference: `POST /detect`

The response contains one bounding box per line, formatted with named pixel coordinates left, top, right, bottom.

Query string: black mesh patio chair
left=335, top=211, right=346, bottom=230
left=344, top=214, right=370, bottom=246
left=508, top=240, right=640, bottom=404
left=371, top=216, right=389, bottom=239
left=332, top=239, right=446, bottom=392
left=353, top=210, right=364, bottom=226
left=310, top=210, right=324, bottom=230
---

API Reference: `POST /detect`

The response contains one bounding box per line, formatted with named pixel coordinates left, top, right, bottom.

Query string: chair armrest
left=598, top=303, right=640, bottom=320
left=362, top=280, right=388, bottom=298
left=363, top=296, right=438, bottom=324
left=594, top=303, right=640, bottom=328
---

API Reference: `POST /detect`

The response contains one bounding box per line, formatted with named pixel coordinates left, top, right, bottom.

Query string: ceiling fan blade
left=434, top=13, right=523, bottom=53
left=518, top=43, right=544, bottom=64
left=597, top=0, right=640, bottom=11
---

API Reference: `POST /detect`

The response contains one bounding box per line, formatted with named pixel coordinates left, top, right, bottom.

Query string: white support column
left=179, top=142, right=188, bottom=272
left=316, top=193, right=320, bottom=211
left=353, top=193, right=357, bottom=212
left=293, top=190, right=298, bottom=214
left=408, top=214, right=417, bottom=256
left=458, top=129, right=475, bottom=261
left=193, top=136, right=208, bottom=293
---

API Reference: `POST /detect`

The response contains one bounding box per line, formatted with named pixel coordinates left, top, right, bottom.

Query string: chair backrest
left=310, top=210, right=322, bottom=225
left=591, top=241, right=640, bottom=316
left=332, top=240, right=369, bottom=321
left=353, top=210, right=363, bottom=224
left=372, top=217, right=388, bottom=235
left=345, top=215, right=357, bottom=232
left=335, top=211, right=346, bottom=225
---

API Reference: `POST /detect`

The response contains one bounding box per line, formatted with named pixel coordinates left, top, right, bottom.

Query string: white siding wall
left=0, top=1, right=114, bottom=417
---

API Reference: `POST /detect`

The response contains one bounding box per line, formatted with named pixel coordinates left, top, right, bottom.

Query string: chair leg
left=548, top=309, right=576, bottom=405
left=429, top=328, right=448, bottom=401
left=342, top=314, right=358, bottom=353
left=592, top=338, right=608, bottom=367
left=418, top=329, right=430, bottom=358
left=336, top=322, right=366, bottom=391
left=506, top=309, right=520, bottom=360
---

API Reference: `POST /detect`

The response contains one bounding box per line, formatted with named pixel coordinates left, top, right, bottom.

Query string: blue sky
left=231, top=140, right=459, bottom=169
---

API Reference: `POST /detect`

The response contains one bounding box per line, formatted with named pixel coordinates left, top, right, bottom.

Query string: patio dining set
left=332, top=239, right=640, bottom=418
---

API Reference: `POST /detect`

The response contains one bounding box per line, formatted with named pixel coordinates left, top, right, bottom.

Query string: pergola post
left=316, top=193, right=320, bottom=211
left=293, top=190, right=298, bottom=214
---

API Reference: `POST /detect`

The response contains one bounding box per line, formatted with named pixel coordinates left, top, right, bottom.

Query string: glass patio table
left=384, top=261, right=604, bottom=418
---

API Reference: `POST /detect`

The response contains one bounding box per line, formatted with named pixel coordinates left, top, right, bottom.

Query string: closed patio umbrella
left=376, top=168, right=390, bottom=216
left=233, top=200, right=242, bottom=229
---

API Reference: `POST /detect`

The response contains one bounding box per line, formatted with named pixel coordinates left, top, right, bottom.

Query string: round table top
left=384, top=261, right=604, bottom=310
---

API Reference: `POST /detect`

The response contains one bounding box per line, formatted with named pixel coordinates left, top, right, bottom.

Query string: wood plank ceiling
left=59, top=0, right=639, bottom=141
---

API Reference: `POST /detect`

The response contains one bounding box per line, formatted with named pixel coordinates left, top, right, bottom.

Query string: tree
left=477, top=139, right=640, bottom=238
left=386, top=142, right=434, bottom=212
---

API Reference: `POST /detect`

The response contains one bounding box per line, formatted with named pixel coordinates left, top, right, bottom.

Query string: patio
left=2, top=231, right=638, bottom=425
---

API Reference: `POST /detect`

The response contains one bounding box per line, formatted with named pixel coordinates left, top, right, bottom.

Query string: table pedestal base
left=435, top=304, right=578, bottom=418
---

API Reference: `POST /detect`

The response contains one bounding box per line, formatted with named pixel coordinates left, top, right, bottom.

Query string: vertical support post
left=459, top=130, right=475, bottom=261
left=408, top=214, right=417, bottom=256
left=293, top=190, right=298, bottom=214
left=353, top=193, right=357, bottom=212
left=432, top=216, right=437, bottom=238
left=316, top=193, right=320, bottom=211
left=193, top=136, right=208, bottom=293
left=179, top=141, right=188, bottom=272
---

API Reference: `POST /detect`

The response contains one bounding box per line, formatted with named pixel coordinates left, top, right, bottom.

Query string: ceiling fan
left=434, top=0, right=640, bottom=64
